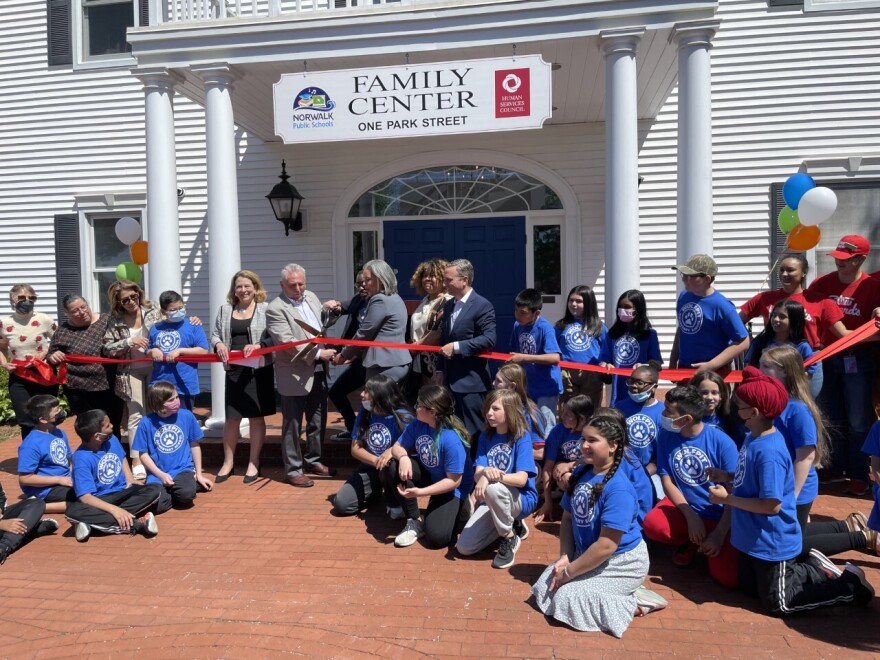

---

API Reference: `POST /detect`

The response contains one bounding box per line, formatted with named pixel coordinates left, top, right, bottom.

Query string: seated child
left=708, top=367, right=874, bottom=614
left=17, top=395, right=76, bottom=513
left=643, top=385, right=740, bottom=588
left=148, top=290, right=209, bottom=410
left=332, top=374, right=413, bottom=517
left=64, top=409, right=162, bottom=542
left=493, top=364, right=547, bottom=462
left=132, top=381, right=213, bottom=513
left=0, top=479, right=58, bottom=565
left=456, top=389, right=538, bottom=569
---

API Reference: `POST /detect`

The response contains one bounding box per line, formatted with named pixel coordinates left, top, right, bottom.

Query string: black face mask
left=14, top=299, right=34, bottom=315
left=52, top=410, right=67, bottom=426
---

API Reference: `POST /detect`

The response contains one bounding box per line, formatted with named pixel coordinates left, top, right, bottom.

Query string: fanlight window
left=349, top=165, right=563, bottom=217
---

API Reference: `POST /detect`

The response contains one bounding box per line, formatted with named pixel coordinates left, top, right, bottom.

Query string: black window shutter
left=47, top=0, right=73, bottom=67
left=768, top=183, right=789, bottom=290
left=54, top=213, right=81, bottom=323
left=138, top=0, right=150, bottom=27
left=768, top=0, right=803, bottom=6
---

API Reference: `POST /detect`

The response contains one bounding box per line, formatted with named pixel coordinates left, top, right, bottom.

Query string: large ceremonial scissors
left=291, top=317, right=332, bottom=363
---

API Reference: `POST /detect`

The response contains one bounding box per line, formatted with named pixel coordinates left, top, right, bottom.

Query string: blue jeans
left=534, top=395, right=559, bottom=439
left=817, top=349, right=874, bottom=482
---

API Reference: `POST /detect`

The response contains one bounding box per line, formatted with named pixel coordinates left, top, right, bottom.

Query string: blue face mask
left=660, top=414, right=686, bottom=434
left=167, top=308, right=186, bottom=322
left=628, top=387, right=655, bottom=404
left=362, top=400, right=373, bottom=412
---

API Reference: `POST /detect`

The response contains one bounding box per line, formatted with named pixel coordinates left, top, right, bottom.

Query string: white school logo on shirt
left=563, top=324, right=593, bottom=351
left=487, top=443, right=512, bottom=471
left=560, top=438, right=582, bottom=461
left=367, top=423, right=393, bottom=453
left=49, top=437, right=68, bottom=465
left=626, top=414, right=656, bottom=449
left=571, top=481, right=595, bottom=526
left=155, top=424, right=185, bottom=454
left=672, top=446, right=711, bottom=486
left=733, top=447, right=747, bottom=488
left=415, top=434, right=439, bottom=468
left=679, top=302, right=704, bottom=335
left=97, top=452, right=122, bottom=485
left=614, top=335, right=639, bottom=365
left=518, top=332, right=537, bottom=355
left=156, top=329, right=182, bottom=353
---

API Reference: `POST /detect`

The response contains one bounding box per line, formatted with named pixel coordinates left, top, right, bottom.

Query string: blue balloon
left=782, top=173, right=816, bottom=210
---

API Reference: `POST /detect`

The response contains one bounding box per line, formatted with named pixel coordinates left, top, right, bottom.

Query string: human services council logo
left=495, top=68, right=530, bottom=118
left=293, top=87, right=336, bottom=113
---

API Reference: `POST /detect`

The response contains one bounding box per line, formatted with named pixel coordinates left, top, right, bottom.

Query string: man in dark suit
left=437, top=258, right=497, bottom=438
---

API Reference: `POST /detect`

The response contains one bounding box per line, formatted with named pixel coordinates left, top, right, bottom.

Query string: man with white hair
left=266, top=264, right=337, bottom=488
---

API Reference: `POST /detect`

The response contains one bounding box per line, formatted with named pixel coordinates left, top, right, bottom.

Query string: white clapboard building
left=1, top=0, right=879, bottom=409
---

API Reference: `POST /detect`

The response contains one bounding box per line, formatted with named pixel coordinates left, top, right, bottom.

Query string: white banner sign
left=273, top=55, right=551, bottom=143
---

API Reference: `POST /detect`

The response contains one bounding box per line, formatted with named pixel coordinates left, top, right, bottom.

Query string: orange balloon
left=786, top=224, right=821, bottom=251
left=130, top=240, right=149, bottom=266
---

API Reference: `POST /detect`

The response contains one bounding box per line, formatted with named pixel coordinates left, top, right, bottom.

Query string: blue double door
left=383, top=216, right=526, bottom=348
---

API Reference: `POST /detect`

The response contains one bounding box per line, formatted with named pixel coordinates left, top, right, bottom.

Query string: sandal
left=864, top=528, right=879, bottom=556
left=845, top=511, right=868, bottom=533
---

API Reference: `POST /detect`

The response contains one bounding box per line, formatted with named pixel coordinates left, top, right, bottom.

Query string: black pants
left=0, top=497, right=46, bottom=554
left=738, top=552, right=857, bottom=615
left=8, top=374, right=58, bottom=439
left=328, top=362, right=366, bottom=433
left=44, top=485, right=77, bottom=504
left=155, top=471, right=197, bottom=514
left=65, top=387, right=126, bottom=440
left=796, top=502, right=865, bottom=558
left=332, top=464, right=397, bottom=516
left=384, top=458, right=462, bottom=548
left=65, top=484, right=161, bottom=534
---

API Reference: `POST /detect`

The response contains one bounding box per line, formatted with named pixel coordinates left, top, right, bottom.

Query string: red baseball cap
left=827, top=235, right=870, bottom=260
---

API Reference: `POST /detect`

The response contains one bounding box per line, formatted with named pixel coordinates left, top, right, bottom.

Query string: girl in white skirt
left=532, top=408, right=666, bottom=637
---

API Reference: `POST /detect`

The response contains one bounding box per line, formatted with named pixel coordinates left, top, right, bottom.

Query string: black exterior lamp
left=266, top=160, right=305, bottom=235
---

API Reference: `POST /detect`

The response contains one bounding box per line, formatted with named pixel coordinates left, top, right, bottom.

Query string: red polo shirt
left=740, top=289, right=844, bottom=349
left=806, top=272, right=880, bottom=345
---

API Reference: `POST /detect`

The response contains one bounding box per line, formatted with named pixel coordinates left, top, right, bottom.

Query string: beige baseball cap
left=672, top=254, right=717, bottom=278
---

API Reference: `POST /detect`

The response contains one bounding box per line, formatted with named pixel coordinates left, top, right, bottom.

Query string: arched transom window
left=348, top=165, right=563, bottom=217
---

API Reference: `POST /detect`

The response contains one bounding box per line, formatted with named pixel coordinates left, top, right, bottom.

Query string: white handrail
left=149, top=0, right=416, bottom=25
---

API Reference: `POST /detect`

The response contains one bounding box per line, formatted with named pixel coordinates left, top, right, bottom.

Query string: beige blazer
left=265, top=291, right=326, bottom=397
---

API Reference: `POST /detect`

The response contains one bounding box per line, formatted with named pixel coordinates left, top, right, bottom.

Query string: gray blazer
left=340, top=292, right=412, bottom=369
left=210, top=302, right=273, bottom=370
left=265, top=291, right=327, bottom=397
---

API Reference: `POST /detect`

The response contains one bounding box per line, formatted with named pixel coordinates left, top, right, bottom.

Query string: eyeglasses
left=68, top=305, right=90, bottom=315
left=14, top=295, right=38, bottom=302
left=681, top=273, right=706, bottom=279
left=119, top=294, right=139, bottom=304
left=626, top=378, right=655, bottom=388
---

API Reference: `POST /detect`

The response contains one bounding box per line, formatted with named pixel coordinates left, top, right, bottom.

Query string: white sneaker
left=137, top=512, right=159, bottom=537
left=386, top=506, right=405, bottom=520
left=75, top=522, right=91, bottom=543
left=634, top=586, right=668, bottom=616
left=132, top=464, right=147, bottom=480
left=394, top=519, right=425, bottom=547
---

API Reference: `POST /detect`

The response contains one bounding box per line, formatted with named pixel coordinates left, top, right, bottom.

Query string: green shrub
left=0, top=368, right=14, bottom=424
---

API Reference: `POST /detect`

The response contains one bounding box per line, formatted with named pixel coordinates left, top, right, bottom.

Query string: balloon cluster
left=114, top=217, right=148, bottom=283
left=778, top=174, right=837, bottom=251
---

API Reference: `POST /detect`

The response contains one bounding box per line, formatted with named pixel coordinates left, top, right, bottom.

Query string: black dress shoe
left=215, top=467, right=235, bottom=484
left=243, top=469, right=262, bottom=484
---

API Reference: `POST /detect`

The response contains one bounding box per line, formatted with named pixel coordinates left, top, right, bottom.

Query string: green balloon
left=116, top=261, right=142, bottom=283
left=778, top=206, right=800, bottom=234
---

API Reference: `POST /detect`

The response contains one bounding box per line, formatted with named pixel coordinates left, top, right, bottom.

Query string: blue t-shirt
left=475, top=431, right=539, bottom=518
left=73, top=436, right=129, bottom=498
left=598, top=329, right=662, bottom=407
left=556, top=321, right=607, bottom=366
left=148, top=319, right=209, bottom=395
left=398, top=420, right=474, bottom=499
left=17, top=428, right=73, bottom=499
left=859, top=421, right=880, bottom=531
left=676, top=290, right=748, bottom=367
left=561, top=466, right=643, bottom=557
left=774, top=400, right=818, bottom=506
left=524, top=406, right=547, bottom=445
left=745, top=339, right=816, bottom=376
left=132, top=410, right=203, bottom=483
left=544, top=422, right=582, bottom=463
left=615, top=398, right=663, bottom=467
left=619, top=450, right=653, bottom=525
left=730, top=430, right=802, bottom=561
left=353, top=408, right=411, bottom=460
left=509, top=316, right=563, bottom=399
left=656, top=424, right=739, bottom=520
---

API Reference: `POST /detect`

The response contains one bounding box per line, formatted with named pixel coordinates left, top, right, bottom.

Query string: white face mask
left=660, top=414, right=685, bottom=434
left=361, top=400, right=373, bottom=412
left=617, top=308, right=636, bottom=323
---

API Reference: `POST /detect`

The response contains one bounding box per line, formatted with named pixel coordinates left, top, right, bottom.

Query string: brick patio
left=1, top=412, right=878, bottom=659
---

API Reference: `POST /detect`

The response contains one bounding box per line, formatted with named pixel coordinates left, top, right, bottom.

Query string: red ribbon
left=57, top=320, right=878, bottom=384
left=11, top=356, right=67, bottom=386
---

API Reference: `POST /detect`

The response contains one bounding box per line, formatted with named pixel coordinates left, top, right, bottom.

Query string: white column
left=601, top=28, right=644, bottom=323
left=193, top=64, right=243, bottom=433
left=673, top=21, right=719, bottom=262
left=139, top=69, right=183, bottom=297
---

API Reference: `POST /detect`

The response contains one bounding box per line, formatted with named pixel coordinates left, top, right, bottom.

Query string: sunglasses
left=119, top=294, right=140, bottom=304
left=15, top=295, right=37, bottom=302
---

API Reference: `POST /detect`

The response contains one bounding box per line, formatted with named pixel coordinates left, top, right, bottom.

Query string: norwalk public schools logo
left=495, top=68, right=530, bottom=118
left=292, top=86, right=336, bottom=130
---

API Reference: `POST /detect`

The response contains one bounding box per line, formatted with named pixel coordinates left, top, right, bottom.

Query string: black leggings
left=797, top=502, right=865, bottom=558
left=0, top=497, right=46, bottom=554
left=8, top=374, right=58, bottom=439
left=384, top=458, right=462, bottom=548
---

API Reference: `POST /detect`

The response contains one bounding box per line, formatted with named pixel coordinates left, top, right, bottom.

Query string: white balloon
left=797, top=187, right=837, bottom=226
left=115, top=216, right=141, bottom=245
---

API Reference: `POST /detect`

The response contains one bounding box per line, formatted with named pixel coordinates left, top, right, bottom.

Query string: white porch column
left=139, top=68, right=184, bottom=296
left=193, top=64, right=243, bottom=432
left=601, top=28, right=644, bottom=323
left=673, top=21, right=720, bottom=261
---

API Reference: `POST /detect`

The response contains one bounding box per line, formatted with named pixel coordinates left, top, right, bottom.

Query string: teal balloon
left=778, top=206, right=800, bottom=234
left=116, top=261, right=142, bottom=283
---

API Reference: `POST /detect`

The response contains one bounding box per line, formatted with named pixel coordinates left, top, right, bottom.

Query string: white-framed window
left=69, top=0, right=146, bottom=68
left=804, top=0, right=880, bottom=11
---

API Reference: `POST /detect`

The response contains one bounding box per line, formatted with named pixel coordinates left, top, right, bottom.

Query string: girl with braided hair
left=531, top=408, right=665, bottom=637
